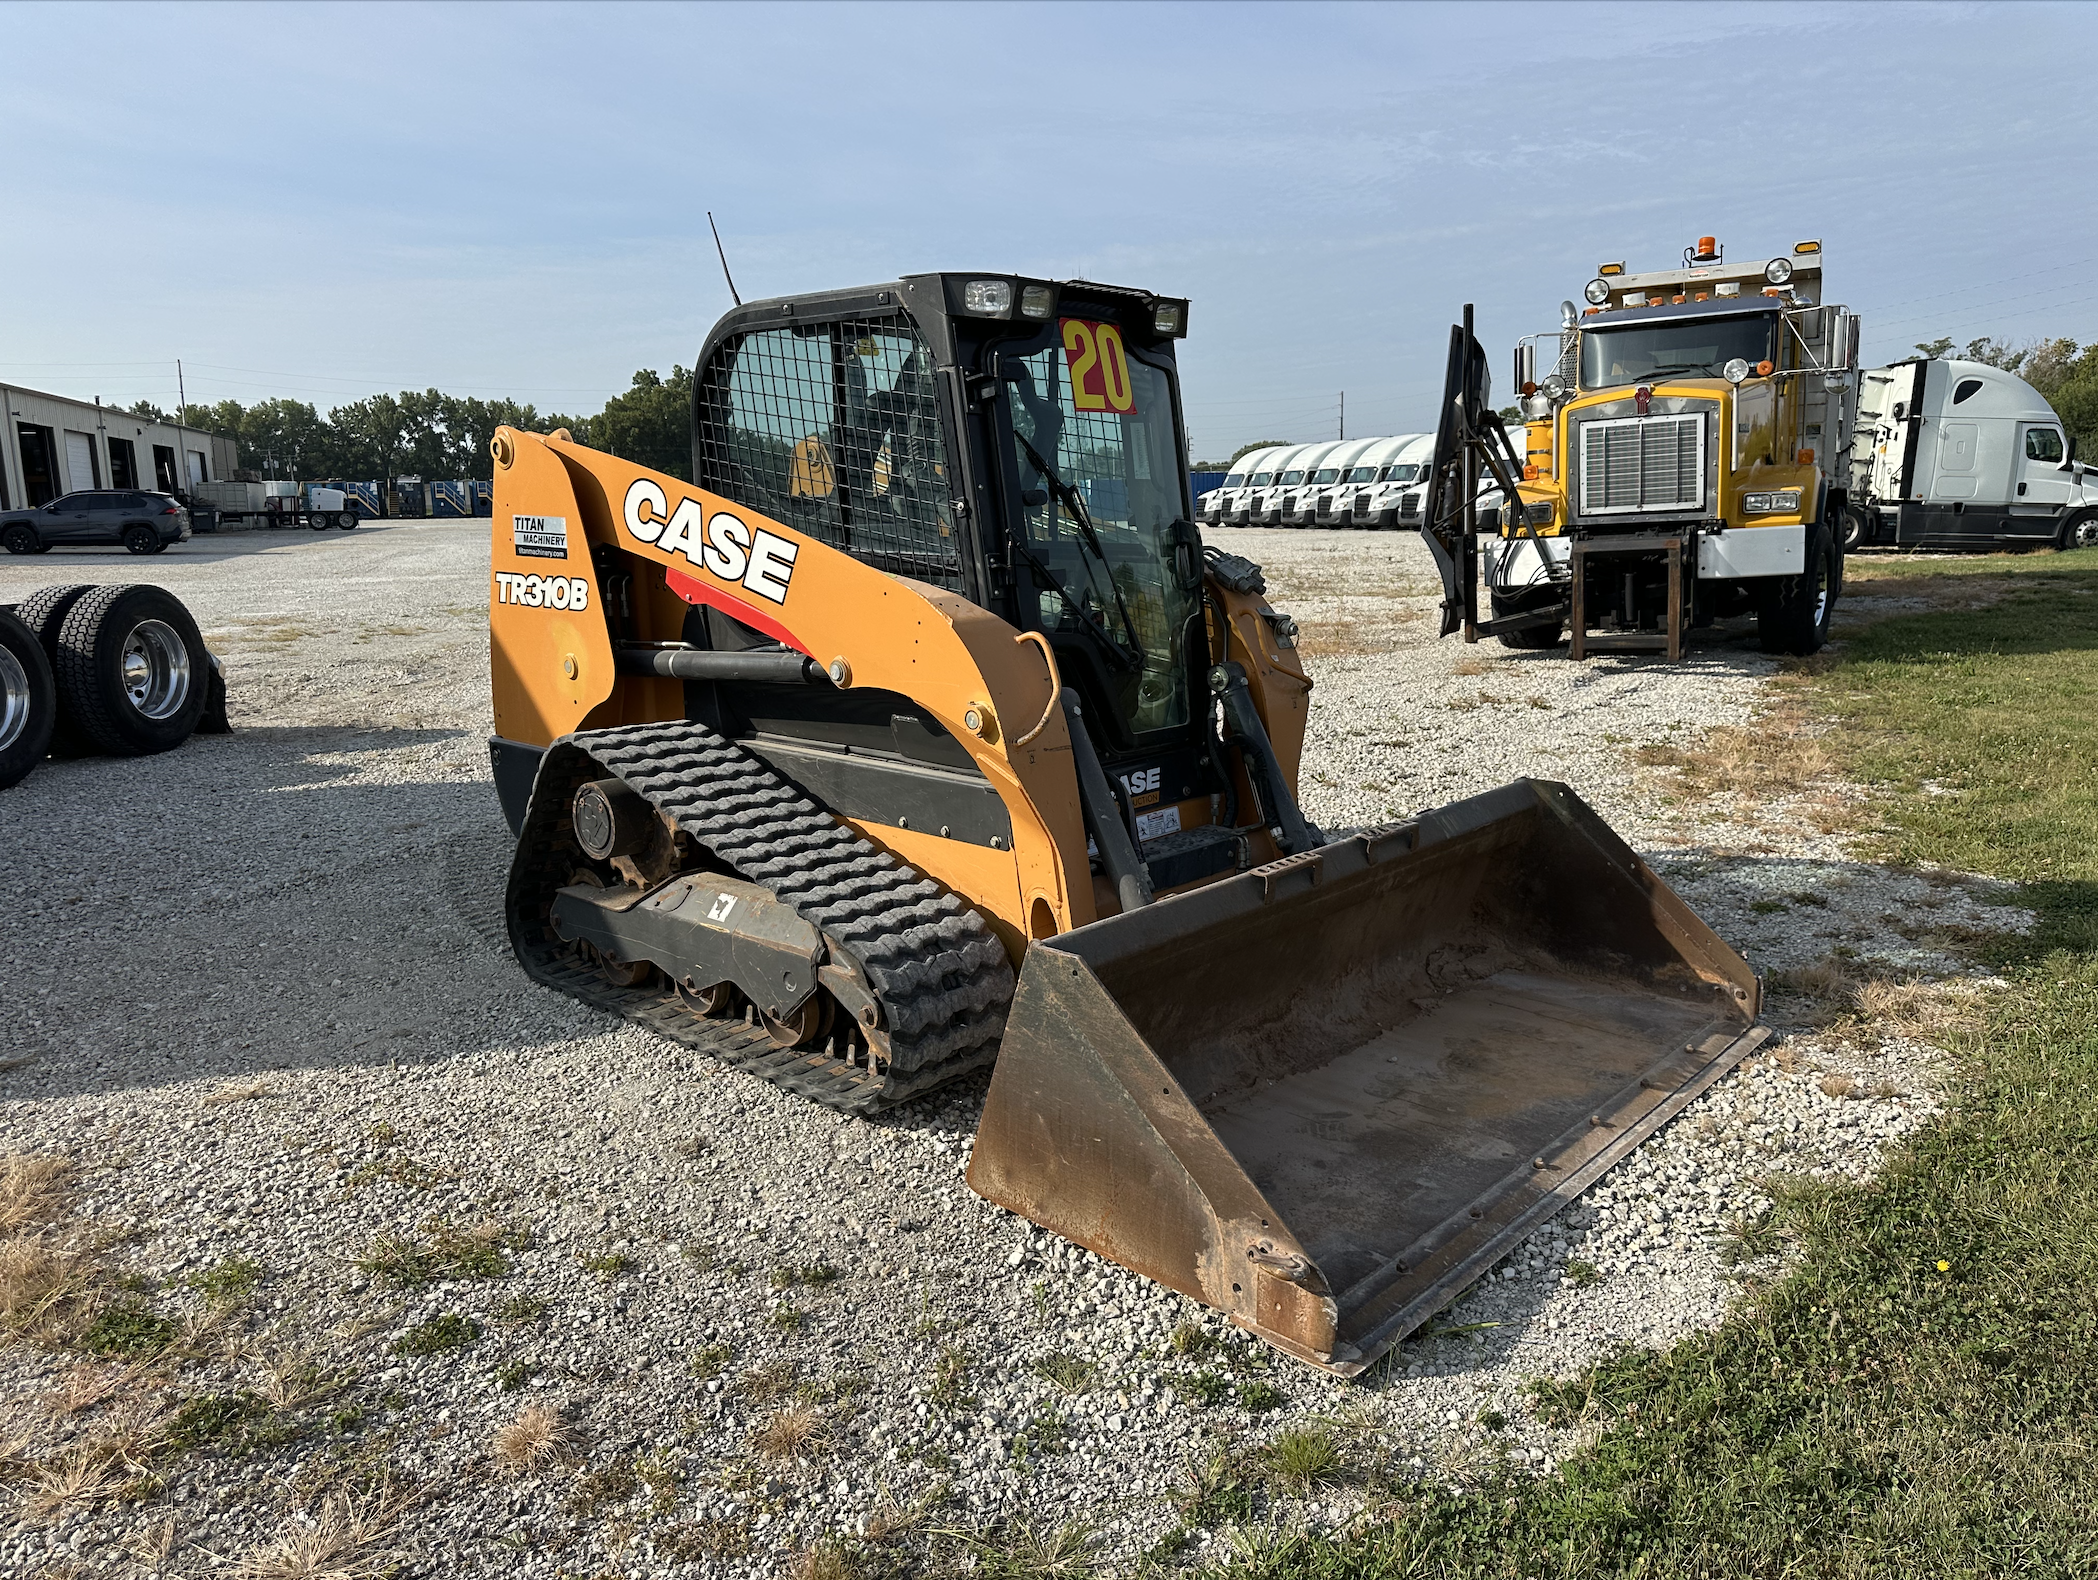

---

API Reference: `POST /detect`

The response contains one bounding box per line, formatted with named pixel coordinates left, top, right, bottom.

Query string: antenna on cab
left=708, top=212, right=742, bottom=307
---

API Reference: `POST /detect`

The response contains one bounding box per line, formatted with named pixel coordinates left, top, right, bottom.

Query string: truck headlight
left=1723, top=357, right=1751, bottom=384
left=1583, top=279, right=1611, bottom=306
left=1763, top=258, right=1794, bottom=286
left=1742, top=490, right=1803, bottom=514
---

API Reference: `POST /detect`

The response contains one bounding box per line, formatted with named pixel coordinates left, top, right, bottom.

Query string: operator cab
left=688, top=271, right=1207, bottom=779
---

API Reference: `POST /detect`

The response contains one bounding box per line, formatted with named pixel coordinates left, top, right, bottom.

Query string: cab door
left=2012, top=423, right=2072, bottom=533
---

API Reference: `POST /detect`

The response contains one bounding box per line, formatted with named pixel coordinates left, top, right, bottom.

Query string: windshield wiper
left=1013, top=431, right=1147, bottom=670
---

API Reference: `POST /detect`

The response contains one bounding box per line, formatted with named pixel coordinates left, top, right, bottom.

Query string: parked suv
left=1, top=492, right=192, bottom=556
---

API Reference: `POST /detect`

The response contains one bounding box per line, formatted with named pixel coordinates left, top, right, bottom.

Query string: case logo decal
left=512, top=514, right=569, bottom=559
left=623, top=478, right=799, bottom=605
left=496, top=572, right=589, bottom=610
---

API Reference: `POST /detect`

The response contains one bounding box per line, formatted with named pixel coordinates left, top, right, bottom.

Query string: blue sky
left=4, top=0, right=2095, bottom=457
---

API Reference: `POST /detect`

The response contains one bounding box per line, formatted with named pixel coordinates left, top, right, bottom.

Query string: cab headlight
left=1763, top=257, right=1794, bottom=286
left=962, top=279, right=1013, bottom=316
left=1583, top=278, right=1611, bottom=306
left=1723, top=357, right=1751, bottom=384
left=1742, top=489, right=1803, bottom=514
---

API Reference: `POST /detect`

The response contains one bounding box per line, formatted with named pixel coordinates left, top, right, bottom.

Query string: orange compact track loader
left=488, top=273, right=1767, bottom=1373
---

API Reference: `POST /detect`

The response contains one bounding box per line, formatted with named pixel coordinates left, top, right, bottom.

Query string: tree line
left=1913, top=335, right=2098, bottom=453
left=134, top=367, right=695, bottom=485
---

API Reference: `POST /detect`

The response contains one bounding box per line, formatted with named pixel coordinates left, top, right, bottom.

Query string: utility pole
left=1339, top=391, right=1345, bottom=441
left=177, top=359, right=187, bottom=418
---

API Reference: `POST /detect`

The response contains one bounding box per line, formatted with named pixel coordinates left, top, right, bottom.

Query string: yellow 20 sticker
left=1061, top=319, right=1137, bottom=415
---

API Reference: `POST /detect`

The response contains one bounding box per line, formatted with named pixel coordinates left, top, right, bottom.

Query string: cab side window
left=696, top=317, right=963, bottom=589
left=2027, top=427, right=2065, bottom=462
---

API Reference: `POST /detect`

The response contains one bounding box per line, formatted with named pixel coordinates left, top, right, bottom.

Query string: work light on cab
left=1019, top=284, right=1056, bottom=320
left=1583, top=278, right=1611, bottom=306
left=1724, top=358, right=1752, bottom=384
left=962, top=279, right=1013, bottom=316
left=1763, top=257, right=1794, bottom=286
left=1152, top=302, right=1186, bottom=336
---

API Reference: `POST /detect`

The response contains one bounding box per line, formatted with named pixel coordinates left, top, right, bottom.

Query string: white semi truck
left=1848, top=358, right=2098, bottom=551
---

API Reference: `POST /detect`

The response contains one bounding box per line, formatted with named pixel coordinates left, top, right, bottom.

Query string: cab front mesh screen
left=695, top=317, right=964, bottom=589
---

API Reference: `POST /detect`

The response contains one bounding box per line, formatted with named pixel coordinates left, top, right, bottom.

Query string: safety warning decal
left=512, top=514, right=569, bottom=559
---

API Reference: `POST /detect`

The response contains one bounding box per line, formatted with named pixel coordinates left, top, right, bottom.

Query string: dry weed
left=0, top=1154, right=68, bottom=1234
left=1635, top=708, right=1833, bottom=803
left=739, top=1357, right=799, bottom=1402
left=1819, top=1074, right=1857, bottom=1099
left=204, top=1078, right=277, bottom=1107
left=258, top=1349, right=348, bottom=1411
left=22, top=1445, right=122, bottom=1521
left=46, top=1360, right=133, bottom=1417
left=754, top=1405, right=823, bottom=1460
left=223, top=1486, right=405, bottom=1579
left=1766, top=955, right=1983, bottom=1044
left=1450, top=654, right=1494, bottom=677
left=122, top=1513, right=180, bottom=1569
left=0, top=1235, right=89, bottom=1333
left=490, top=1402, right=579, bottom=1471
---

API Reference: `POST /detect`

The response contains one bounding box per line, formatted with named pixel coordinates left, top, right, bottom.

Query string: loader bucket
left=967, top=779, right=1767, bottom=1375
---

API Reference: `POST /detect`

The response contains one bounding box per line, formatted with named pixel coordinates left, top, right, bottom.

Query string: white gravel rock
left=0, top=523, right=2021, bottom=1572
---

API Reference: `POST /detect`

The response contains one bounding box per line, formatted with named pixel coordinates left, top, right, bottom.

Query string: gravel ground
left=0, top=522, right=2025, bottom=1575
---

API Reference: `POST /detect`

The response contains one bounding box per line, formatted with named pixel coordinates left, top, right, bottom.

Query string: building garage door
left=64, top=430, right=100, bottom=491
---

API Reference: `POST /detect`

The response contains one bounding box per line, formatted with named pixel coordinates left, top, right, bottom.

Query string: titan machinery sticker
left=512, top=513, right=569, bottom=559
left=495, top=572, right=589, bottom=609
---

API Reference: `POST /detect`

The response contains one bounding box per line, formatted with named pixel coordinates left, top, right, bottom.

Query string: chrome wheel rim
left=120, top=620, right=191, bottom=719
left=2077, top=520, right=2098, bottom=550
left=0, top=646, right=30, bottom=751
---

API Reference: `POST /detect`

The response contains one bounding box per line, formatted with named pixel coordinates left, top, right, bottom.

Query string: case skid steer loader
left=488, top=273, right=1767, bottom=1374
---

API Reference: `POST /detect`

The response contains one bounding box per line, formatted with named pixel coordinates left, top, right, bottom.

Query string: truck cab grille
left=1577, top=414, right=1705, bottom=516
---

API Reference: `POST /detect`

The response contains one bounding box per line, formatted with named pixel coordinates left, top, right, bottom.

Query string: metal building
left=0, top=383, right=239, bottom=509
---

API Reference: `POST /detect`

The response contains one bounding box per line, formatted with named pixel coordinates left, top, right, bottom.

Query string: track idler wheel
left=762, top=992, right=834, bottom=1051
left=677, top=977, right=738, bottom=1017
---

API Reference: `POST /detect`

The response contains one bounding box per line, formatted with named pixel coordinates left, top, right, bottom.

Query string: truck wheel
left=123, top=524, right=158, bottom=555
left=2060, top=510, right=2098, bottom=552
left=338, top=512, right=358, bottom=530
left=4, top=524, right=39, bottom=555
left=54, top=584, right=210, bottom=756
left=1838, top=503, right=1869, bottom=552
left=0, top=609, right=58, bottom=789
left=1757, top=524, right=1838, bottom=656
left=13, top=584, right=94, bottom=756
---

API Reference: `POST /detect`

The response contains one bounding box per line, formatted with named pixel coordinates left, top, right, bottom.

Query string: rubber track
left=506, top=719, right=1015, bottom=1113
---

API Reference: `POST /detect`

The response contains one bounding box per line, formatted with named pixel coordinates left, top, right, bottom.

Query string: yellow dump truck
left=1425, top=237, right=1862, bottom=659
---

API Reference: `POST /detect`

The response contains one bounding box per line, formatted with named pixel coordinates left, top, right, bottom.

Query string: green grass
left=78, top=1303, right=178, bottom=1358
left=393, top=1313, right=479, bottom=1356
left=1197, top=549, right=2098, bottom=1577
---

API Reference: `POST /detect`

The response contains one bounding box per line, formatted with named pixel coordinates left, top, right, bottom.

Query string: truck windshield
left=1580, top=314, right=1775, bottom=388
left=1000, top=329, right=1196, bottom=740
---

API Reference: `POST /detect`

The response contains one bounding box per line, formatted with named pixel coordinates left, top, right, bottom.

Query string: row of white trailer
left=1197, top=358, right=2098, bottom=553
left=1198, top=434, right=1443, bottom=530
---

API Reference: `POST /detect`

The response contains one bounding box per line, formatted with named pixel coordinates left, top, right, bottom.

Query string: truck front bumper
left=1484, top=522, right=1807, bottom=593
